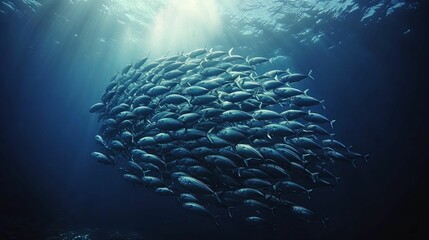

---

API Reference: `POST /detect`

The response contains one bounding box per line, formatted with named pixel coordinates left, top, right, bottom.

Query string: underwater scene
left=0, top=0, right=428, bottom=239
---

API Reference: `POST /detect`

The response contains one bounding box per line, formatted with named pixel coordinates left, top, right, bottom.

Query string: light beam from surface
left=146, top=0, right=222, bottom=57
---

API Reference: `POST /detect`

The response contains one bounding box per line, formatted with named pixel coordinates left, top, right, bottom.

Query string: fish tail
left=320, top=99, right=326, bottom=109
left=214, top=192, right=222, bottom=204
left=228, top=47, right=233, bottom=56
left=307, top=189, right=313, bottom=199
left=207, top=133, right=215, bottom=144
left=227, top=207, right=234, bottom=218
left=364, top=154, right=370, bottom=162
left=330, top=119, right=336, bottom=130
left=351, top=159, right=357, bottom=168
left=311, top=172, right=319, bottom=183
left=304, top=89, right=309, bottom=95
left=321, top=218, right=329, bottom=229
left=214, top=215, right=220, bottom=226
left=243, top=158, right=250, bottom=167
left=335, top=177, right=342, bottom=184
left=237, top=167, right=243, bottom=177
left=235, top=76, right=244, bottom=91
left=308, top=69, right=315, bottom=80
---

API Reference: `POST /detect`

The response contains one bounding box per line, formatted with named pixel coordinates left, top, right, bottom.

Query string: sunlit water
left=0, top=0, right=427, bottom=240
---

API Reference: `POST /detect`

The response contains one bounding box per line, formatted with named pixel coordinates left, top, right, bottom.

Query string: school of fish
left=89, top=48, right=368, bottom=227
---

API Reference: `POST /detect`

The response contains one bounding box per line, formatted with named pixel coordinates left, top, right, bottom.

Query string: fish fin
left=267, top=133, right=272, bottom=139
left=286, top=68, right=291, bottom=74
left=228, top=47, right=233, bottom=56
left=268, top=57, right=273, bottom=64
left=245, top=56, right=249, bottom=63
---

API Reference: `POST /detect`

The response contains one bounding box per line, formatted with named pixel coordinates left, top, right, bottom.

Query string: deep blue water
left=0, top=1, right=428, bottom=239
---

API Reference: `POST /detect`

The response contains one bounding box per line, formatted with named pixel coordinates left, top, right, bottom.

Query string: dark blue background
left=0, top=2, right=428, bottom=239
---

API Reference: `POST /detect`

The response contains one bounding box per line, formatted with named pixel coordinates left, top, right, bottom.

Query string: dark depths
left=0, top=2, right=428, bottom=240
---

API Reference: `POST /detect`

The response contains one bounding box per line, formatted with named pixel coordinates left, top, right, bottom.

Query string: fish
left=243, top=199, right=275, bottom=215
left=177, top=176, right=221, bottom=203
left=123, top=174, right=142, bottom=184
left=274, top=180, right=313, bottom=198
left=182, top=202, right=219, bottom=225
left=179, top=193, right=199, bottom=202
left=91, top=152, right=115, bottom=165
left=235, top=188, right=265, bottom=199
left=141, top=176, right=166, bottom=188
left=90, top=48, right=367, bottom=226
left=290, top=205, right=328, bottom=227
left=89, top=103, right=105, bottom=113
left=220, top=110, right=253, bottom=122
left=155, top=187, right=175, bottom=196
left=245, top=216, right=275, bottom=230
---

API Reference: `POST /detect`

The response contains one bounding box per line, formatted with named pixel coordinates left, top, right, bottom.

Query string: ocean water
left=0, top=1, right=427, bottom=239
